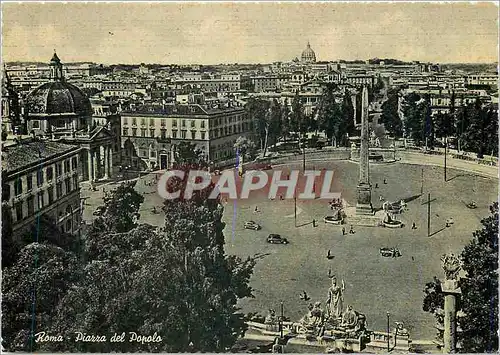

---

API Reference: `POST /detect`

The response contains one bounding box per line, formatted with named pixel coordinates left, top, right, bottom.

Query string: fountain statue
left=326, top=276, right=345, bottom=321
left=341, top=305, right=358, bottom=330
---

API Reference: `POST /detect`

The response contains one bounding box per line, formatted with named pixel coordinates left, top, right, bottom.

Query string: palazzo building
left=2, top=139, right=82, bottom=237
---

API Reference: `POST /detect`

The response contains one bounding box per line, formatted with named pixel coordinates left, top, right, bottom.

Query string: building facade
left=2, top=139, right=82, bottom=237
left=121, top=101, right=252, bottom=169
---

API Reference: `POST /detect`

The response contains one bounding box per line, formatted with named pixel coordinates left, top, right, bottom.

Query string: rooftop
left=2, top=139, right=79, bottom=174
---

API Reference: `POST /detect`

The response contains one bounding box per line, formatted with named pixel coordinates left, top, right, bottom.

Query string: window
left=191, top=131, right=196, bottom=140
left=72, top=176, right=78, bottom=191
left=201, top=132, right=206, bottom=140
left=141, top=128, right=146, bottom=137
left=56, top=163, right=62, bottom=177
left=14, top=178, right=22, bottom=196
left=132, top=117, right=137, bottom=126
left=150, top=129, right=155, bottom=137
left=201, top=121, right=206, bottom=129
left=181, top=131, right=187, bottom=139
left=123, top=128, right=128, bottom=136
left=191, top=120, right=196, bottom=128
left=161, top=119, right=166, bottom=127
left=182, top=120, right=186, bottom=128
left=172, top=120, right=177, bottom=127
left=48, top=187, right=54, bottom=204
left=27, top=196, right=35, bottom=216
left=132, top=128, right=137, bottom=136
left=150, top=151, right=156, bottom=158
left=149, top=118, right=155, bottom=126
left=32, top=120, right=40, bottom=129
left=141, top=118, right=146, bottom=126
left=37, top=192, right=44, bottom=209
left=160, top=129, right=166, bottom=139
left=72, top=157, right=78, bottom=170
left=15, top=202, right=23, bottom=221
left=37, top=169, right=44, bottom=186
left=27, top=174, right=33, bottom=191
left=64, top=160, right=70, bottom=174
left=56, top=182, right=63, bottom=198
left=172, top=130, right=177, bottom=139
left=65, top=178, right=71, bottom=193
left=46, top=167, right=53, bottom=182
left=123, top=117, right=128, bottom=125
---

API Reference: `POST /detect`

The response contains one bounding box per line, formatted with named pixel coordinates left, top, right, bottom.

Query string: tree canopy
left=423, top=202, right=499, bottom=353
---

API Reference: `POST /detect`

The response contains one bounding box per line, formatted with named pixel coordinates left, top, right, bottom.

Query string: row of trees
left=423, top=203, right=498, bottom=353
left=381, top=90, right=498, bottom=157
left=2, top=146, right=256, bottom=352
left=245, top=84, right=360, bottom=157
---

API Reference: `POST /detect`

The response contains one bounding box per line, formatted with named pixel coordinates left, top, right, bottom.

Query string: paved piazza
left=82, top=160, right=497, bottom=340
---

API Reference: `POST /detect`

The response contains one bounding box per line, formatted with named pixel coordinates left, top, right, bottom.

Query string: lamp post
left=444, top=136, right=447, bottom=182
left=280, top=301, right=284, bottom=339
left=386, top=312, right=390, bottom=352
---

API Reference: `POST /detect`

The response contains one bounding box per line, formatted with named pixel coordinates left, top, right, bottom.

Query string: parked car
left=244, top=221, right=261, bottom=230
left=380, top=247, right=402, bottom=258
left=93, top=206, right=106, bottom=216
left=266, top=234, right=289, bottom=244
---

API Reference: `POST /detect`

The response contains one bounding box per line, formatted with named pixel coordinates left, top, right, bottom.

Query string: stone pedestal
left=441, top=280, right=461, bottom=354
left=356, top=183, right=374, bottom=215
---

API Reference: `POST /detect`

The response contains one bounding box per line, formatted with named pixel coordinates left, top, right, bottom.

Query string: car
left=93, top=206, right=106, bottom=216
left=380, top=247, right=402, bottom=258
left=244, top=221, right=261, bottom=230
left=266, top=234, right=289, bottom=244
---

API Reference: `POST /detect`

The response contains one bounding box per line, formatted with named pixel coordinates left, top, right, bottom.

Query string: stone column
left=87, top=149, right=93, bottom=182
left=441, top=254, right=462, bottom=354
left=108, top=146, right=113, bottom=178
left=356, top=86, right=373, bottom=215
left=103, top=146, right=109, bottom=180
left=93, top=148, right=99, bottom=181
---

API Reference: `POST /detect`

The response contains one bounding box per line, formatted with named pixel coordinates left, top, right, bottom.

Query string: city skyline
left=2, top=2, right=499, bottom=65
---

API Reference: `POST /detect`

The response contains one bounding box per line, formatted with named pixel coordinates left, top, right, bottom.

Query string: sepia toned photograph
left=0, top=1, right=498, bottom=353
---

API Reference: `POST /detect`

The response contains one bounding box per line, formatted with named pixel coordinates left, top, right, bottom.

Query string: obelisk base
left=356, top=183, right=374, bottom=216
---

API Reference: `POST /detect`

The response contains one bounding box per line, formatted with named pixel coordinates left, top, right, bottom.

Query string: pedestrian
left=411, top=222, right=417, bottom=230
left=254, top=206, right=259, bottom=213
left=411, top=256, right=414, bottom=261
left=383, top=179, right=387, bottom=184
left=342, top=227, right=346, bottom=235
left=312, top=219, right=316, bottom=227
left=379, top=195, right=384, bottom=201
left=375, top=183, right=379, bottom=189
left=349, top=225, right=354, bottom=234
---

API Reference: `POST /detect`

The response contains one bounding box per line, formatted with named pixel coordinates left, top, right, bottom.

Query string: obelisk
left=356, top=86, right=373, bottom=215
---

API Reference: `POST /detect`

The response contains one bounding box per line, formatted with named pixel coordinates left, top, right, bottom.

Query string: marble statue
left=300, top=303, right=315, bottom=328
left=441, top=253, right=461, bottom=280
left=326, top=276, right=345, bottom=320
left=341, top=305, right=357, bottom=329
left=265, top=309, right=277, bottom=325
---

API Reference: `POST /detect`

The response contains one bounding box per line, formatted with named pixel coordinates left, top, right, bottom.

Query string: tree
left=380, top=88, right=402, bottom=137
left=175, top=141, right=206, bottom=167
left=246, top=97, right=272, bottom=155
left=161, top=166, right=256, bottom=352
left=459, top=202, right=498, bottom=352
left=423, top=203, right=499, bottom=352
left=317, top=84, right=342, bottom=146
left=234, top=136, right=257, bottom=162
left=290, top=91, right=303, bottom=134
left=2, top=243, right=80, bottom=352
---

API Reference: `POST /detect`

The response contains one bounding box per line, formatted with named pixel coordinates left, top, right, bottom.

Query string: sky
left=1, top=2, right=498, bottom=65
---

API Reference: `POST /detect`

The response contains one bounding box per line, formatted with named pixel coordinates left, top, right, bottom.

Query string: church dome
left=25, top=53, right=92, bottom=116
left=301, top=42, right=317, bottom=63
left=26, top=81, right=92, bottom=116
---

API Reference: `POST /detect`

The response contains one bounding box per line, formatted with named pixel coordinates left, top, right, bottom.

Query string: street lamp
left=386, top=312, right=390, bottom=352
